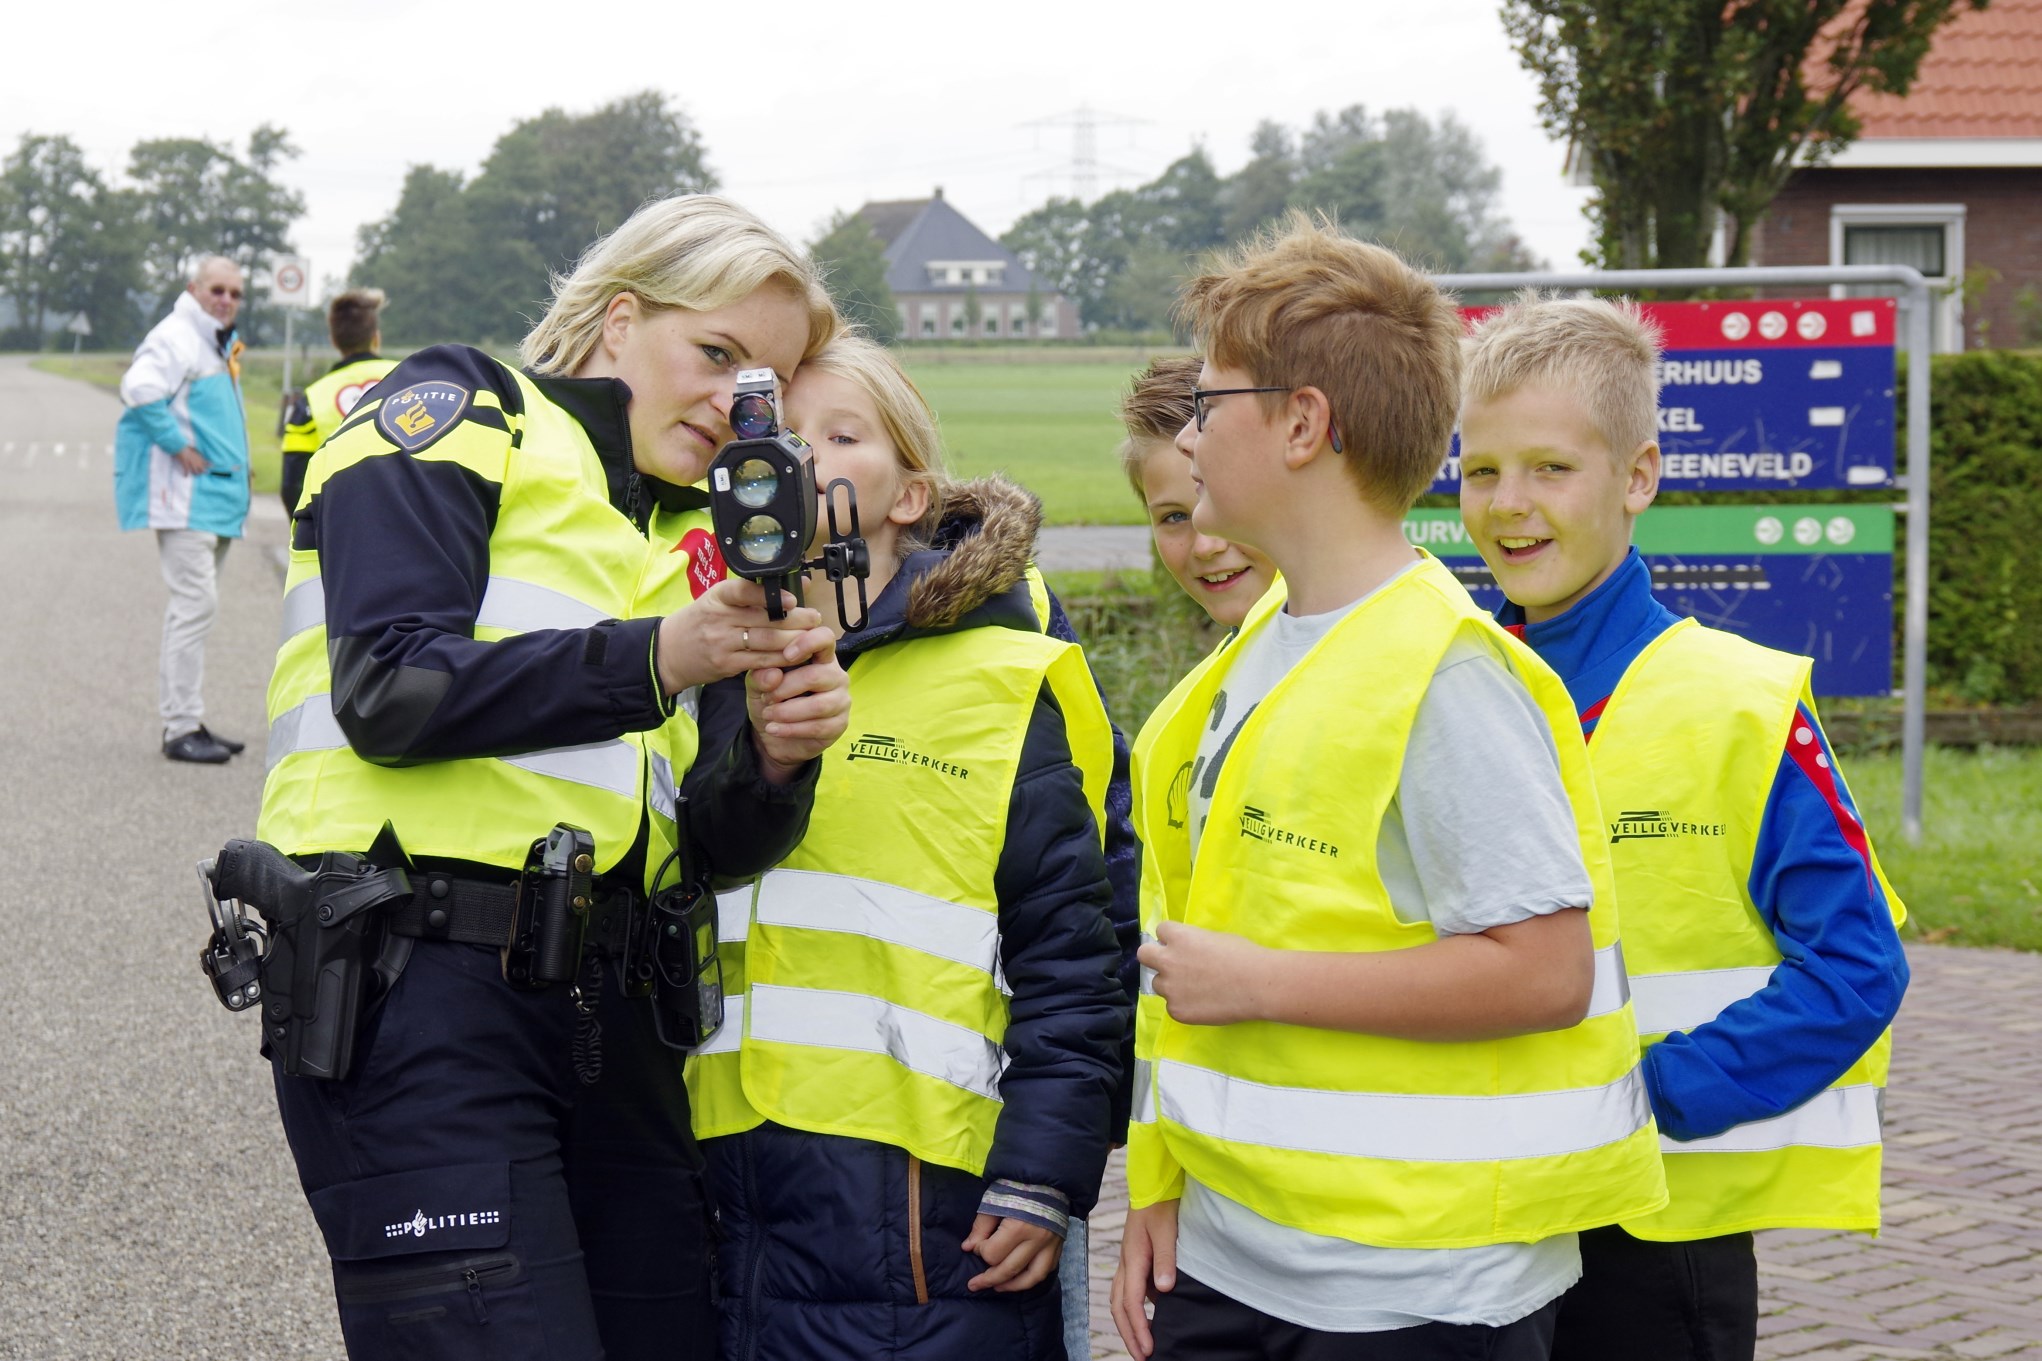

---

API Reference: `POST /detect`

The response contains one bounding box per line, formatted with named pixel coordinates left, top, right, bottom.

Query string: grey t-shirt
left=1178, top=573, right=1594, bottom=1332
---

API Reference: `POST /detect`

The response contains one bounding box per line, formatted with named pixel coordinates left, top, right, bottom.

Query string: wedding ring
left=742, top=628, right=751, bottom=650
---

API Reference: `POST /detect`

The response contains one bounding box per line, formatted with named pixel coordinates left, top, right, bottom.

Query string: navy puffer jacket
left=704, top=477, right=1127, bottom=1361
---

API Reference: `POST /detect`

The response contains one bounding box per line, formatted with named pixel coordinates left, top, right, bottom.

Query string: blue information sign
left=1432, top=298, right=1899, bottom=494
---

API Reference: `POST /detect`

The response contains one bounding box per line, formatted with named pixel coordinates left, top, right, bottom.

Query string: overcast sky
left=5, top=0, right=1594, bottom=297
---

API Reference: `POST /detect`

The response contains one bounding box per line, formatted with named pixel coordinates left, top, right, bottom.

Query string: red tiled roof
left=1851, top=0, right=2042, bottom=138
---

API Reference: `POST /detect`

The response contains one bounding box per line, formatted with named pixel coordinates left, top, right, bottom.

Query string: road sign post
left=65, top=310, right=90, bottom=358
left=1434, top=265, right=1932, bottom=841
left=270, top=256, right=311, bottom=404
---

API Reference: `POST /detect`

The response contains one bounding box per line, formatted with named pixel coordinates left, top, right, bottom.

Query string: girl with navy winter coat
left=684, top=338, right=1129, bottom=1361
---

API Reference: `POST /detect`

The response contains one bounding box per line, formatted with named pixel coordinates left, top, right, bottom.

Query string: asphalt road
left=0, top=355, right=338, bottom=1358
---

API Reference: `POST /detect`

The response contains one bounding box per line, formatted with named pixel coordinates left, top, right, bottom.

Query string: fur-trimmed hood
left=838, top=474, right=1043, bottom=660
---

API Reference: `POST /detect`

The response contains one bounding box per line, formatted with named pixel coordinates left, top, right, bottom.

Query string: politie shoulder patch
left=376, top=381, right=471, bottom=452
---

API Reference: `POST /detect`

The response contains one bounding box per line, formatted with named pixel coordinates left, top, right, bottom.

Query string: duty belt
left=385, top=871, right=639, bottom=950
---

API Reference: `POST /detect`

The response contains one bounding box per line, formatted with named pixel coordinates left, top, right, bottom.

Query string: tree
left=353, top=91, right=716, bottom=343
left=1220, top=121, right=1298, bottom=244
left=353, top=166, right=538, bottom=344
left=1005, top=110, right=1535, bottom=330
left=1505, top=0, right=1988, bottom=269
left=126, top=124, right=305, bottom=331
left=809, top=211, right=898, bottom=343
left=0, top=134, right=143, bottom=346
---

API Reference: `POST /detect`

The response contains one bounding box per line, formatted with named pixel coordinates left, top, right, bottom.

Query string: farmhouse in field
left=1751, top=0, right=2042, bottom=351
left=854, top=189, right=1079, bottom=341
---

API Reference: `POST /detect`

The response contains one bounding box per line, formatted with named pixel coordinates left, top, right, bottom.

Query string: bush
left=1914, top=350, right=2042, bottom=704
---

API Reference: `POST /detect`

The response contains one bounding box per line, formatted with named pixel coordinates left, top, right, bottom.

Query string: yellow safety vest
left=259, top=358, right=708, bottom=885
left=1126, top=554, right=1666, bottom=1249
left=1590, top=619, right=1904, bottom=1240
left=686, top=623, right=1115, bottom=1175
left=284, top=356, right=400, bottom=454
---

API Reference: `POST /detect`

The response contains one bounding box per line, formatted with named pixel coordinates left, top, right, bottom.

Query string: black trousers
left=1550, top=1225, right=1757, bottom=1361
left=1151, top=1271, right=1560, bottom=1361
left=272, top=940, right=716, bottom=1361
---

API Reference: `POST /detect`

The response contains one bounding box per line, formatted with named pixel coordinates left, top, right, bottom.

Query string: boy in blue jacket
left=1457, top=294, right=1910, bottom=1361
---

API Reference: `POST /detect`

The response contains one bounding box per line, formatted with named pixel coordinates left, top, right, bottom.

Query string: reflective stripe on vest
left=1159, top=1057, right=1652, bottom=1163
left=1130, top=1056, right=1156, bottom=1125
left=1666, top=1085, right=1882, bottom=1155
left=757, top=869, right=1000, bottom=976
left=1126, top=555, right=1666, bottom=1245
left=1588, top=620, right=1902, bottom=1240
left=266, top=694, right=640, bottom=797
left=747, top=982, right=1007, bottom=1102
left=278, top=573, right=610, bottom=643
left=1630, top=965, right=1775, bottom=1036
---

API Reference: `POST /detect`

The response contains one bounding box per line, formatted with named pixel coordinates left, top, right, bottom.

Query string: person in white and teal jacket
left=114, top=255, right=252, bottom=764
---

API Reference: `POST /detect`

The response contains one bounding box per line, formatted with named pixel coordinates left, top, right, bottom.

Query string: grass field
left=905, top=360, right=1161, bottom=524
left=33, top=348, right=1168, bottom=523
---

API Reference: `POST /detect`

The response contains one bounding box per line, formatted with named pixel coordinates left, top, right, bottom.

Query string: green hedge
left=1915, top=350, right=2042, bottom=704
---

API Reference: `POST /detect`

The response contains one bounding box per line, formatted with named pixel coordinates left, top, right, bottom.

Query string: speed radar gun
left=707, top=368, right=871, bottom=632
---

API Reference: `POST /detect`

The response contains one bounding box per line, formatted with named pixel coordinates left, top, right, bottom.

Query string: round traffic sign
left=275, top=263, right=306, bottom=296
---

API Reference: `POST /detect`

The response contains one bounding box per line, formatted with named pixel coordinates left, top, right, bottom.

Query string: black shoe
left=164, top=731, right=234, bottom=764
left=196, top=725, right=245, bottom=755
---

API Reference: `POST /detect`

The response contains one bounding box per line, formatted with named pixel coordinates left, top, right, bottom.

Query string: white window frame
left=1828, top=203, right=1967, bottom=352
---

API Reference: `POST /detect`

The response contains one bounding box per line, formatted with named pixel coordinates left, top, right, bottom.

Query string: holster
left=206, top=839, right=414, bottom=1081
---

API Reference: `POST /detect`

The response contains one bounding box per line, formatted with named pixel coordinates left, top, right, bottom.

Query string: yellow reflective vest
left=258, top=359, right=707, bottom=885
left=1127, top=554, right=1667, bottom=1249
left=1591, top=619, right=1904, bottom=1240
left=686, top=622, right=1114, bottom=1175
left=284, top=354, right=400, bottom=459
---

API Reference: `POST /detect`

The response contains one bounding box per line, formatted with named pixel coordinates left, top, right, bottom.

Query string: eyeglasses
left=1191, top=386, right=1288, bottom=432
left=207, top=286, right=244, bottom=299
left=1190, top=385, right=1345, bottom=453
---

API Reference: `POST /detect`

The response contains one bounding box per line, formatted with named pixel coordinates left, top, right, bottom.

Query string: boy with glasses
left=1111, top=218, right=1665, bottom=1361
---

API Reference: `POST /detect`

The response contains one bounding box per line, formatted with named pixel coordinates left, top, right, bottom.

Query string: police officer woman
left=255, top=195, right=848, bottom=1361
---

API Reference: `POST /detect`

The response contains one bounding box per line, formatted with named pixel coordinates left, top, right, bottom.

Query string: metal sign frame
left=1435, top=265, right=1932, bottom=841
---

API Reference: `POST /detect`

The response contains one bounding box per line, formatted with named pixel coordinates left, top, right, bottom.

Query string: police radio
left=706, top=369, right=870, bottom=632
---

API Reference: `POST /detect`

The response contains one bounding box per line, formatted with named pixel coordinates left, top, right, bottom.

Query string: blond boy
left=1457, top=296, right=1908, bottom=1361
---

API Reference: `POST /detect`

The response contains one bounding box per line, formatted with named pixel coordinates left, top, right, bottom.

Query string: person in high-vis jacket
left=1458, top=296, right=1908, bottom=1361
left=114, top=254, right=252, bottom=764
left=279, top=286, right=397, bottom=515
left=257, top=195, right=851, bottom=1361
left=686, top=338, right=1128, bottom=1361
left=1113, top=220, right=1667, bottom=1361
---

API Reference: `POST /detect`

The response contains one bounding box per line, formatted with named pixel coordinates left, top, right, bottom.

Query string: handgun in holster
left=199, top=840, right=412, bottom=1081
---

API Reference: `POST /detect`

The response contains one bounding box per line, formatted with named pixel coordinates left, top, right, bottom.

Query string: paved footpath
left=4, top=356, right=2039, bottom=1358
left=1082, top=945, right=2042, bottom=1361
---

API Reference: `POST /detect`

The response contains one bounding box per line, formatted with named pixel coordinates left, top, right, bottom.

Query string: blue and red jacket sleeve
left=1642, top=704, right=1910, bottom=1141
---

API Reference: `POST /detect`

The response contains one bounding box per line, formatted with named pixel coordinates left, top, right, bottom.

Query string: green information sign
left=1399, top=504, right=1896, bottom=695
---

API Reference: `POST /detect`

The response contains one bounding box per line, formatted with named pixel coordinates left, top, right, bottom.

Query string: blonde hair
left=797, top=336, right=947, bottom=556
left=520, top=194, right=840, bottom=375
left=1177, top=212, right=1461, bottom=514
left=1462, top=292, right=1663, bottom=459
left=1117, top=355, right=1201, bottom=497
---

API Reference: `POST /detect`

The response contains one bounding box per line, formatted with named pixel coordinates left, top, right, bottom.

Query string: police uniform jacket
left=282, top=343, right=817, bottom=888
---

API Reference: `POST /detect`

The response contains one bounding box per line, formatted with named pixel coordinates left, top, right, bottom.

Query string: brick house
left=855, top=189, right=1079, bottom=342
left=1752, top=0, right=2042, bottom=350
